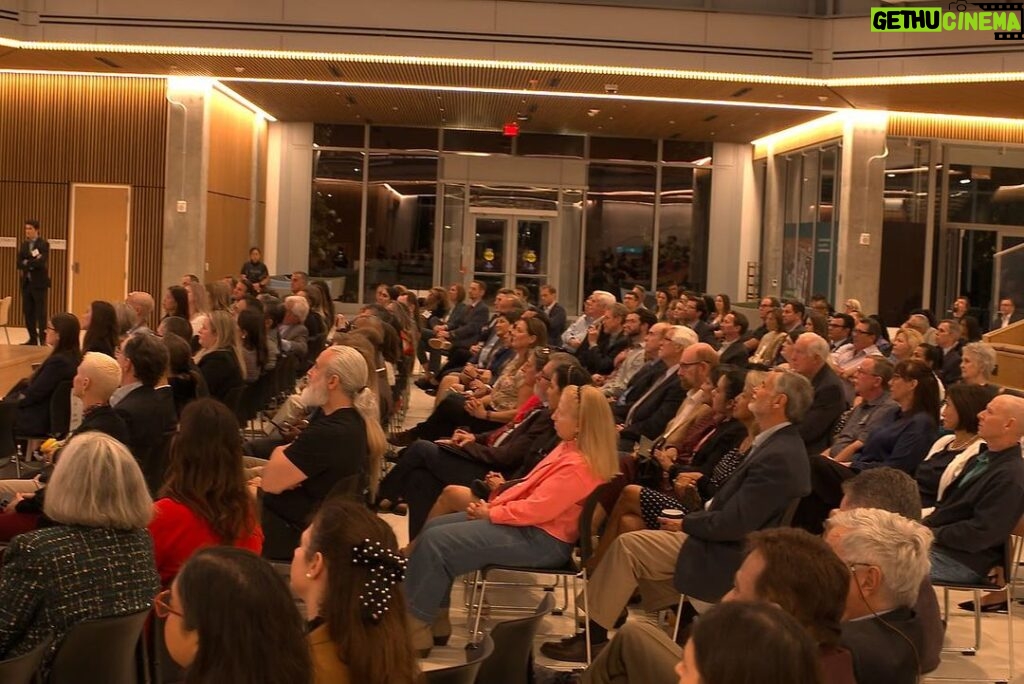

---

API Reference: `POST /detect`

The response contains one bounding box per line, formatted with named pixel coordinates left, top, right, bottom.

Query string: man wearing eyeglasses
left=827, top=313, right=854, bottom=352
left=832, top=318, right=882, bottom=387
left=827, top=356, right=899, bottom=464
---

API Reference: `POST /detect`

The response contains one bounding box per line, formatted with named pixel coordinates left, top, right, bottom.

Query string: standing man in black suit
left=17, top=219, right=50, bottom=345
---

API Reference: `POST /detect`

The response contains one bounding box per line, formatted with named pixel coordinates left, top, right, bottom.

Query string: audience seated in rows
left=594, top=308, right=657, bottom=399
left=9, top=312, right=80, bottom=436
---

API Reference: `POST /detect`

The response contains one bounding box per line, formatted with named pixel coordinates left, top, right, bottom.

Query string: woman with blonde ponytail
left=259, top=345, right=386, bottom=559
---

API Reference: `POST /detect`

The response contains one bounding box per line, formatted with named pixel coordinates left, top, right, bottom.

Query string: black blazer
left=115, top=385, right=179, bottom=491
left=463, top=407, right=557, bottom=471
left=674, top=423, right=811, bottom=602
left=450, top=301, right=491, bottom=349
left=612, top=360, right=664, bottom=422
left=17, top=236, right=50, bottom=289
left=840, top=606, right=924, bottom=684
left=577, top=331, right=631, bottom=376
left=15, top=352, right=78, bottom=435
left=619, top=371, right=685, bottom=442
left=939, top=343, right=962, bottom=386
left=718, top=340, right=750, bottom=368
left=800, top=364, right=849, bottom=454
left=544, top=303, right=567, bottom=343
left=197, top=349, right=244, bottom=402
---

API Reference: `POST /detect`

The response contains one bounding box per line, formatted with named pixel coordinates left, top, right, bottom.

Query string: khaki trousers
left=582, top=620, right=680, bottom=684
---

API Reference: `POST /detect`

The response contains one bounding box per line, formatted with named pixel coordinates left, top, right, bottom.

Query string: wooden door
left=69, top=184, right=130, bottom=317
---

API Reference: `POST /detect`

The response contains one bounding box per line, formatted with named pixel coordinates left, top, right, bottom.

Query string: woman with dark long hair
left=162, top=285, right=191, bottom=322
left=81, top=300, right=120, bottom=357
left=148, top=398, right=262, bottom=585
left=291, top=499, right=420, bottom=684
left=158, top=547, right=311, bottom=684
left=12, top=313, right=81, bottom=436
left=237, top=308, right=270, bottom=382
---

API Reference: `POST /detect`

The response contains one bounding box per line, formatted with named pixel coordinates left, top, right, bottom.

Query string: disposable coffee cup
left=661, top=508, right=685, bottom=520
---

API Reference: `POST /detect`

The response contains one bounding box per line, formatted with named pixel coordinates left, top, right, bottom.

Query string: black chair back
left=474, top=594, right=553, bottom=684
left=0, top=399, right=17, bottom=460
left=223, top=385, right=245, bottom=425
left=0, top=633, right=52, bottom=684
left=423, top=635, right=494, bottom=684
left=48, top=608, right=149, bottom=684
left=49, top=379, right=73, bottom=437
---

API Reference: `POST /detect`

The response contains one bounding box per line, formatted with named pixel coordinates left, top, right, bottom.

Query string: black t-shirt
left=262, top=407, right=368, bottom=526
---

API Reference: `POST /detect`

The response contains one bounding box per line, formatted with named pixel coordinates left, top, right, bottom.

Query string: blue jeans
left=405, top=512, right=573, bottom=623
left=930, top=548, right=988, bottom=585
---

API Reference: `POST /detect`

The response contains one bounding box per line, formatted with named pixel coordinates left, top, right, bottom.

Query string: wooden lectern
left=984, top=320, right=1024, bottom=391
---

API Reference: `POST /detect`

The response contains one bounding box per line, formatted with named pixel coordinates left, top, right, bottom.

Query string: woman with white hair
left=259, top=345, right=386, bottom=559
left=0, top=433, right=159, bottom=676
left=959, top=341, right=998, bottom=387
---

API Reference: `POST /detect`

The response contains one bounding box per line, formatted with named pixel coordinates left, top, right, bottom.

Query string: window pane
left=364, top=154, right=439, bottom=302
left=662, top=140, right=713, bottom=163
left=879, top=140, right=929, bottom=326
left=369, top=126, right=438, bottom=151
left=947, top=164, right=1024, bottom=226
left=585, top=164, right=656, bottom=297
left=516, top=133, right=585, bottom=158
left=313, top=124, right=364, bottom=148
left=310, top=151, right=364, bottom=301
left=659, top=166, right=710, bottom=292
left=443, top=129, right=513, bottom=154
left=589, top=137, right=658, bottom=162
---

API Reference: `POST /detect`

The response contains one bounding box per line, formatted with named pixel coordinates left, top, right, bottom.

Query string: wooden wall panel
left=888, top=113, right=1024, bottom=145
left=208, top=90, right=255, bottom=199
left=205, top=193, right=251, bottom=282
left=0, top=74, right=166, bottom=327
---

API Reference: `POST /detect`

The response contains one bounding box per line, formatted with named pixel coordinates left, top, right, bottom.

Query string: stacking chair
left=468, top=484, right=611, bottom=665
left=48, top=608, right=150, bottom=684
left=423, top=634, right=494, bottom=684
left=930, top=518, right=1024, bottom=684
left=473, top=593, right=554, bottom=684
left=0, top=295, right=12, bottom=344
left=13, top=378, right=72, bottom=477
left=0, top=633, right=51, bottom=684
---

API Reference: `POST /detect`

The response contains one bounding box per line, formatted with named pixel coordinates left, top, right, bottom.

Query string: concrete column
left=265, top=122, right=313, bottom=276
left=162, top=78, right=210, bottom=290
left=707, top=142, right=760, bottom=303
left=835, top=113, right=888, bottom=314
left=760, top=151, right=785, bottom=299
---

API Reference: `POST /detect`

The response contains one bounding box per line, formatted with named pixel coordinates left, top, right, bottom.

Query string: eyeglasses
left=852, top=329, right=871, bottom=336
left=827, top=323, right=846, bottom=329
left=153, top=589, right=183, bottom=619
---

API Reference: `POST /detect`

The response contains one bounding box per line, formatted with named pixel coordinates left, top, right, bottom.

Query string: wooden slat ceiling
left=0, top=46, right=1021, bottom=140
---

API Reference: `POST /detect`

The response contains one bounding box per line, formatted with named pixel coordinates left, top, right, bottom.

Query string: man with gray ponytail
left=260, top=345, right=387, bottom=559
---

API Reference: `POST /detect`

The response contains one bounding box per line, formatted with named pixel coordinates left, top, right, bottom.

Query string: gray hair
left=774, top=370, right=814, bottom=423
left=798, top=332, right=830, bottom=362
left=826, top=508, right=932, bottom=608
left=962, top=342, right=997, bottom=380
left=591, top=290, right=616, bottom=311
left=44, top=432, right=153, bottom=530
left=841, top=467, right=922, bottom=521
left=285, top=295, right=310, bottom=321
left=666, top=325, right=698, bottom=348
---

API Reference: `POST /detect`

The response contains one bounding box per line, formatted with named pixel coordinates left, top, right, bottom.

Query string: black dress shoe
left=958, top=599, right=1008, bottom=613
left=387, top=430, right=417, bottom=447
left=414, top=377, right=437, bottom=391
left=539, top=633, right=607, bottom=663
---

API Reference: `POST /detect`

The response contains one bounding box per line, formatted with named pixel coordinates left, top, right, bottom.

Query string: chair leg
left=581, top=571, right=592, bottom=666
left=1008, top=589, right=1015, bottom=682
left=471, top=574, right=488, bottom=647
left=3, top=327, right=8, bottom=344
left=973, top=588, right=982, bottom=653
left=672, top=594, right=686, bottom=642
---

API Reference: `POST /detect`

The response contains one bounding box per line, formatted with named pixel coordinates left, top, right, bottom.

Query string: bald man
left=125, top=291, right=155, bottom=336
left=924, top=394, right=1024, bottom=585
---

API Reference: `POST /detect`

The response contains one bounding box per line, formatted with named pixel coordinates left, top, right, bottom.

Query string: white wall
left=707, top=142, right=759, bottom=302
left=265, top=121, right=313, bottom=276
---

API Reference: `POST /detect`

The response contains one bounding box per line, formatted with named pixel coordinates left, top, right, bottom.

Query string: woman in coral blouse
left=403, top=384, right=619, bottom=656
left=148, top=398, right=263, bottom=585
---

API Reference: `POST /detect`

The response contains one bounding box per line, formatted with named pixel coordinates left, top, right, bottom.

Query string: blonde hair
left=45, top=432, right=153, bottom=530
left=186, top=281, right=208, bottom=315
left=79, top=351, right=122, bottom=401
left=196, top=310, right=247, bottom=377
left=206, top=280, right=232, bottom=312
left=320, top=345, right=387, bottom=497
left=895, top=327, right=923, bottom=352
left=567, top=385, right=619, bottom=480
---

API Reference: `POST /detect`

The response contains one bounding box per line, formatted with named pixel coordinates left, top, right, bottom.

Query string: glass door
left=471, top=213, right=551, bottom=303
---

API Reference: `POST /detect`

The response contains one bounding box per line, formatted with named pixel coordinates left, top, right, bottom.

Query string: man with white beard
left=259, top=345, right=380, bottom=558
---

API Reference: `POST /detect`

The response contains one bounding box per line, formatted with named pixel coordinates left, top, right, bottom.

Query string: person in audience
left=195, top=309, right=246, bottom=400
left=164, top=332, right=208, bottom=416
left=836, top=468, right=944, bottom=674
left=577, top=303, right=631, bottom=375
left=113, top=333, right=178, bottom=491
left=377, top=350, right=573, bottom=539
left=916, top=383, right=998, bottom=510
left=149, top=398, right=263, bottom=585
left=848, top=359, right=939, bottom=473
left=302, top=285, right=329, bottom=342
left=584, top=528, right=852, bottom=684
left=782, top=300, right=806, bottom=334
left=809, top=294, right=833, bottom=318
left=290, top=498, right=421, bottom=684
left=157, top=547, right=311, bottom=683
left=125, top=291, right=155, bottom=335
left=715, top=311, right=749, bottom=366
left=561, top=290, right=615, bottom=352
left=827, top=355, right=899, bottom=463
left=905, top=311, right=938, bottom=345
left=596, top=308, right=657, bottom=399
left=279, top=294, right=311, bottom=360
left=934, top=319, right=963, bottom=386
left=185, top=281, right=208, bottom=332
left=416, top=286, right=450, bottom=381
left=993, top=297, right=1023, bottom=330
left=240, top=246, right=270, bottom=293
left=843, top=299, right=862, bottom=319
left=959, top=341, right=997, bottom=387
left=81, top=299, right=120, bottom=357
left=826, top=508, right=933, bottom=684
left=0, top=433, right=159, bottom=675
left=429, top=280, right=490, bottom=363
left=430, top=308, right=516, bottom=398
left=588, top=367, right=754, bottom=570
left=309, top=280, right=335, bottom=328
left=924, top=393, right=1024, bottom=585
left=679, top=295, right=717, bottom=347
left=653, top=289, right=670, bottom=322
left=743, top=296, right=780, bottom=353
left=11, top=312, right=80, bottom=436
left=536, top=284, right=567, bottom=342
left=158, top=315, right=193, bottom=343
left=676, top=602, right=825, bottom=684
left=237, top=308, right=270, bottom=381
left=404, top=385, right=618, bottom=656
left=543, top=370, right=813, bottom=662
left=889, top=326, right=923, bottom=364
left=788, top=332, right=849, bottom=454
left=832, top=317, right=881, bottom=384
left=615, top=325, right=693, bottom=449
left=162, top=285, right=191, bottom=323
left=868, top=314, right=892, bottom=355
left=259, top=345, right=386, bottom=559
left=805, top=311, right=830, bottom=340
left=708, top=293, right=730, bottom=331
left=748, top=307, right=786, bottom=367
left=912, top=342, right=947, bottom=396
left=960, top=315, right=983, bottom=344
left=290, top=270, right=309, bottom=295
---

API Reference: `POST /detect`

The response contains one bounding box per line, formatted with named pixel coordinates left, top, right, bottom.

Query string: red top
left=148, top=498, right=264, bottom=585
